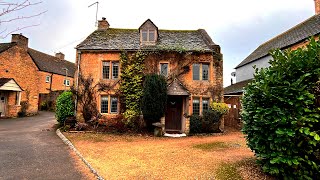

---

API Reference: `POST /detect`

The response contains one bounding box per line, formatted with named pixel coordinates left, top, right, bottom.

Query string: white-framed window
left=100, top=95, right=119, bottom=114
left=63, top=79, right=70, bottom=86
left=160, top=63, right=169, bottom=76
left=102, top=61, right=119, bottom=79
left=193, top=63, right=210, bottom=81
left=45, top=75, right=50, bottom=83
left=141, top=29, right=156, bottom=42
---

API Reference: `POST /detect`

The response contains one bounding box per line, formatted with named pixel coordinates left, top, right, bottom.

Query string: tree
left=0, top=0, right=46, bottom=38
left=242, top=38, right=320, bottom=179
left=142, top=74, right=167, bottom=128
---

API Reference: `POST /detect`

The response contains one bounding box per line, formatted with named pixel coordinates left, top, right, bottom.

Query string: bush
left=190, top=115, right=202, bottom=134
left=142, top=74, right=167, bottom=128
left=202, top=110, right=221, bottom=133
left=75, top=122, right=88, bottom=131
left=18, top=101, right=28, bottom=117
left=56, top=91, right=74, bottom=126
left=210, top=102, right=229, bottom=116
left=242, top=38, right=320, bottom=179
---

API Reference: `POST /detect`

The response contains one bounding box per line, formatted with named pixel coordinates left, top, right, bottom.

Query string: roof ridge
left=259, top=14, right=318, bottom=48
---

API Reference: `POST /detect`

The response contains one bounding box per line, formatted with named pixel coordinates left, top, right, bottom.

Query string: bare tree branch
left=0, top=0, right=45, bottom=39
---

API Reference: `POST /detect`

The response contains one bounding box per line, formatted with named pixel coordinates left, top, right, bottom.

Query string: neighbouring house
left=224, top=0, right=320, bottom=128
left=75, top=18, right=223, bottom=134
left=0, top=34, right=75, bottom=117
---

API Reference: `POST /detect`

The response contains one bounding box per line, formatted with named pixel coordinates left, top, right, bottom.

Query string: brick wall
left=38, top=71, right=73, bottom=93
left=0, top=45, right=39, bottom=116
left=76, top=51, right=223, bottom=122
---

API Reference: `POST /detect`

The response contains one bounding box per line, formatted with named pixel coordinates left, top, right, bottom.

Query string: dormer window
left=141, top=30, right=155, bottom=42
left=139, top=19, right=158, bottom=45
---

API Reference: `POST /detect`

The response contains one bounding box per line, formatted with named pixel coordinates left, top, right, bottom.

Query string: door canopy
left=167, top=78, right=189, bottom=96
left=0, top=78, right=23, bottom=91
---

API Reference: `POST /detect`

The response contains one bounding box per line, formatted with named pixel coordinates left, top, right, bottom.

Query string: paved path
left=0, top=112, right=85, bottom=180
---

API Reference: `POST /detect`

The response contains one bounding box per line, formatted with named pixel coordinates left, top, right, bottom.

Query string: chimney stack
left=315, top=0, right=320, bottom=15
left=11, top=34, right=28, bottom=49
left=55, top=52, right=65, bottom=60
left=98, top=17, right=110, bottom=30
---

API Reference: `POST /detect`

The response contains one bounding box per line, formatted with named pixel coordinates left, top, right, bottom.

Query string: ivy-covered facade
left=75, top=18, right=223, bottom=134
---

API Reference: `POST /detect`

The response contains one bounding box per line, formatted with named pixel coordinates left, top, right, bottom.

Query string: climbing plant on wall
left=119, top=51, right=145, bottom=127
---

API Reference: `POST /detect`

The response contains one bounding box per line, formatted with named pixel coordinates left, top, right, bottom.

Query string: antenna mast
left=88, top=1, right=99, bottom=27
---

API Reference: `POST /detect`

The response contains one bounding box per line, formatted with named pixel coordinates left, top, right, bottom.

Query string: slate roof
left=28, top=48, right=76, bottom=77
left=236, top=14, right=320, bottom=68
left=0, top=43, right=15, bottom=53
left=224, top=79, right=252, bottom=95
left=76, top=28, right=216, bottom=52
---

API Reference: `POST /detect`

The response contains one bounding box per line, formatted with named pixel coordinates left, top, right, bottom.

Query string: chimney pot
left=98, top=17, right=110, bottom=30
left=315, top=0, right=320, bottom=15
left=55, top=52, right=65, bottom=60
left=11, top=34, right=28, bottom=49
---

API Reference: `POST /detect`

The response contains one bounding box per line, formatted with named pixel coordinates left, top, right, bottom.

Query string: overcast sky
left=0, top=0, right=316, bottom=86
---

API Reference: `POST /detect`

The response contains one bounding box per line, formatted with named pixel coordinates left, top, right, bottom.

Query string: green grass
left=216, top=162, right=243, bottom=180
left=193, top=142, right=229, bottom=151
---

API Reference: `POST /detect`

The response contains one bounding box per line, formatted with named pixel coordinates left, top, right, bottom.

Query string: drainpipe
left=74, top=51, right=81, bottom=115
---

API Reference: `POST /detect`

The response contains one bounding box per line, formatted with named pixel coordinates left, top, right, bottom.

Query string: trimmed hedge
left=55, top=91, right=74, bottom=126
left=242, top=38, right=320, bottom=179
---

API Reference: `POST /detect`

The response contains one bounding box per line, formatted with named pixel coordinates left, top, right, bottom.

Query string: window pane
left=142, top=30, right=148, bottom=41
left=112, top=62, right=119, bottom=79
left=110, top=97, right=118, bottom=113
left=101, top=96, right=108, bottom=113
left=149, top=30, right=155, bottom=41
left=193, top=98, right=200, bottom=115
left=202, top=99, right=209, bottom=112
left=160, top=63, right=168, bottom=76
left=46, top=76, right=50, bottom=82
left=193, top=64, right=200, bottom=80
left=103, top=62, right=110, bottom=79
left=202, top=64, right=209, bottom=80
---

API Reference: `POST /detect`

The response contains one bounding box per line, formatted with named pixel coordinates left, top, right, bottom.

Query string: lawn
left=65, top=130, right=273, bottom=180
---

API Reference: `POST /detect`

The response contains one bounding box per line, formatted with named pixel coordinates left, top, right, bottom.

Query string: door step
left=164, top=133, right=187, bottom=138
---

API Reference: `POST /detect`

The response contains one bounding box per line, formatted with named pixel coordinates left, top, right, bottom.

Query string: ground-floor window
left=192, top=98, right=200, bottom=115
left=193, top=97, right=210, bottom=115
left=100, top=95, right=118, bottom=114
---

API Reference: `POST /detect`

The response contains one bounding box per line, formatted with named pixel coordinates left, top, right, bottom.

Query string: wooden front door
left=0, top=92, right=7, bottom=117
left=165, top=96, right=182, bottom=131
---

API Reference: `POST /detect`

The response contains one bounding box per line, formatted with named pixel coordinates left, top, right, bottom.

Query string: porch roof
left=167, top=78, right=189, bottom=96
left=0, top=78, right=23, bottom=91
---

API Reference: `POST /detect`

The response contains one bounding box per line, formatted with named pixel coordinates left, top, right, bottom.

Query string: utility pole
left=88, top=2, right=99, bottom=27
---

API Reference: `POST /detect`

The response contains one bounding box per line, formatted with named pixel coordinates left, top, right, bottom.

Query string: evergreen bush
left=56, top=91, right=74, bottom=126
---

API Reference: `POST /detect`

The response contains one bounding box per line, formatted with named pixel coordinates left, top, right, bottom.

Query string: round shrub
left=242, top=38, right=320, bottom=179
left=189, top=115, right=202, bottom=134
left=56, top=91, right=74, bottom=126
left=142, top=74, right=167, bottom=128
left=202, top=109, right=222, bottom=133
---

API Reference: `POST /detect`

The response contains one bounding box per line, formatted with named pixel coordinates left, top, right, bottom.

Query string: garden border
left=56, top=129, right=104, bottom=180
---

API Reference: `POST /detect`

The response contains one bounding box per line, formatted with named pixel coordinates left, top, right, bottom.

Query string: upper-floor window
left=160, top=63, right=169, bottom=76
left=193, top=63, right=209, bottom=81
left=141, top=29, right=156, bottom=42
left=63, top=79, right=70, bottom=86
left=103, top=61, right=119, bottom=79
left=46, top=76, right=50, bottom=83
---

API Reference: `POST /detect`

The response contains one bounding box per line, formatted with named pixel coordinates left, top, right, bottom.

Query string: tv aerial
left=88, top=1, right=99, bottom=27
